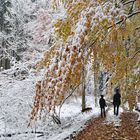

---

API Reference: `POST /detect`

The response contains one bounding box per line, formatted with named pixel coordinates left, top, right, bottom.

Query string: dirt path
left=73, top=112, right=140, bottom=140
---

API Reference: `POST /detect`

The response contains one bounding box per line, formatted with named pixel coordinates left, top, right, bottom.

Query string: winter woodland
left=0, top=0, right=140, bottom=139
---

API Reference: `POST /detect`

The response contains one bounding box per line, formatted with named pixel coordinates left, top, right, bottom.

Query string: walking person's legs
left=103, top=107, right=106, bottom=117
left=101, top=108, right=103, bottom=118
left=116, top=105, right=119, bottom=116
left=114, top=105, right=116, bottom=115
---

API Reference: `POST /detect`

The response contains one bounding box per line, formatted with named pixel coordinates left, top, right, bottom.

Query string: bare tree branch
left=108, top=10, right=140, bottom=28
left=59, top=82, right=82, bottom=118
left=128, top=10, right=140, bottom=18
left=130, top=49, right=140, bottom=60
left=123, top=0, right=136, bottom=5
left=0, top=131, right=44, bottom=138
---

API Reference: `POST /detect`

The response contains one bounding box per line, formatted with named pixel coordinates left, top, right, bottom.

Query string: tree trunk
left=93, top=50, right=99, bottom=107
left=94, top=73, right=98, bottom=107
left=82, top=69, right=86, bottom=111
left=82, top=82, right=86, bottom=110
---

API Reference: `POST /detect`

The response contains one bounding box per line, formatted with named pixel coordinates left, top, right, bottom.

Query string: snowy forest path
left=73, top=112, right=140, bottom=140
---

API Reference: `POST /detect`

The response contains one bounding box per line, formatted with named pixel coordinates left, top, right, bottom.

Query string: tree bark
left=82, top=69, right=86, bottom=110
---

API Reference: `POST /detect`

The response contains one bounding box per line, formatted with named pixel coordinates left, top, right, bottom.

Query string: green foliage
left=54, top=0, right=88, bottom=41
left=55, top=19, right=73, bottom=42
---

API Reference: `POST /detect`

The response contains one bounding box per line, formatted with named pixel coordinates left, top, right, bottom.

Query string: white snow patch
left=0, top=73, right=100, bottom=140
left=105, top=107, right=123, bottom=127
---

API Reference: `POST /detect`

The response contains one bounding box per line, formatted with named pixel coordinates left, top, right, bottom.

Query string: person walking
left=99, top=95, right=107, bottom=118
left=113, top=87, right=121, bottom=116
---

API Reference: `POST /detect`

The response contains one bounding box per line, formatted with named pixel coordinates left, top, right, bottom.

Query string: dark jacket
left=99, top=98, right=107, bottom=108
left=113, top=92, right=121, bottom=106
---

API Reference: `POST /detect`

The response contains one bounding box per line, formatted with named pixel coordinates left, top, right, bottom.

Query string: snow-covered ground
left=1, top=70, right=139, bottom=140
left=105, top=107, right=123, bottom=127
left=0, top=72, right=100, bottom=140
left=134, top=103, right=140, bottom=122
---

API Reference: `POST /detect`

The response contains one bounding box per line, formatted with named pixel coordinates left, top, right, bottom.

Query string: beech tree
left=30, top=0, right=140, bottom=124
